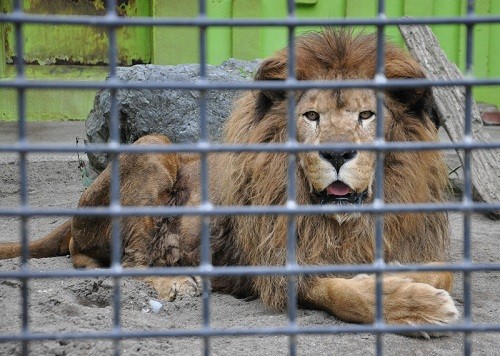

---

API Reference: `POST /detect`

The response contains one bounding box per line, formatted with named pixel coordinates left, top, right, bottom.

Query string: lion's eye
left=358, top=111, right=375, bottom=121
left=304, top=111, right=320, bottom=121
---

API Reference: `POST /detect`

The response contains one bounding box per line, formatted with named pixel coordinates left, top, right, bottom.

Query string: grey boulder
left=85, top=59, right=260, bottom=172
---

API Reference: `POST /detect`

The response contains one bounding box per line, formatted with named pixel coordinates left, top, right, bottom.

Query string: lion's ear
left=254, top=57, right=288, bottom=98
left=385, top=58, right=440, bottom=127
left=254, top=57, right=288, bottom=118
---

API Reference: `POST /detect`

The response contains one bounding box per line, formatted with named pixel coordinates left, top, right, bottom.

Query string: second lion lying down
left=0, top=30, right=458, bottom=331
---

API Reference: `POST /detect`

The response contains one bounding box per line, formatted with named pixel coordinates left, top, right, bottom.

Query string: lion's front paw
left=168, top=276, right=202, bottom=301
left=386, top=281, right=459, bottom=338
left=145, top=276, right=202, bottom=302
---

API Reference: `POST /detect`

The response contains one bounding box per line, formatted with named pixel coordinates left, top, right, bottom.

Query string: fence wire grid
left=0, top=0, right=499, bottom=355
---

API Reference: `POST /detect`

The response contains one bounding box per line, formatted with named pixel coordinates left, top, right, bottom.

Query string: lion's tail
left=0, top=219, right=72, bottom=259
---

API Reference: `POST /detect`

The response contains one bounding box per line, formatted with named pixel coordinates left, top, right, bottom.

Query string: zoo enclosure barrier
left=0, top=0, right=499, bottom=355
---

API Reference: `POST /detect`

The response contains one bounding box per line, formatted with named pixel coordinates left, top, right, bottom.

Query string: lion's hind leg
left=69, top=237, right=106, bottom=269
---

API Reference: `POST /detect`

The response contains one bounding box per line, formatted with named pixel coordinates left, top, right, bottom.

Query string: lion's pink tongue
left=326, top=181, right=351, bottom=196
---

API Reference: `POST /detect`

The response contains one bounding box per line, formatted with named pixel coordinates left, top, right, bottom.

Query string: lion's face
left=296, top=89, right=378, bottom=206
left=230, top=29, right=442, bottom=218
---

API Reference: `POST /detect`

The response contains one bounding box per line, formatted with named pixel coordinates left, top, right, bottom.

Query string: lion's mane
left=209, top=29, right=449, bottom=310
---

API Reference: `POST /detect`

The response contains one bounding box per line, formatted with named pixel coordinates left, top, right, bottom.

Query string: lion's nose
left=319, top=150, right=357, bottom=172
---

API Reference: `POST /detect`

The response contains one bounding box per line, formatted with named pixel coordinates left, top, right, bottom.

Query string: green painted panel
left=154, top=0, right=237, bottom=64
left=260, top=1, right=288, bottom=56
left=152, top=0, right=199, bottom=65
left=384, top=0, right=404, bottom=44
left=404, top=0, right=434, bottom=16
left=0, top=0, right=10, bottom=78
left=296, top=0, right=318, bottom=5
left=0, top=22, right=5, bottom=77
left=257, top=0, right=347, bottom=57
left=346, top=0, right=377, bottom=17
left=0, top=65, right=108, bottom=121
left=489, top=0, right=500, bottom=78
left=296, top=0, right=346, bottom=35
left=232, top=0, right=262, bottom=60
left=5, top=0, right=151, bottom=65
left=431, top=0, right=464, bottom=70
left=344, top=0, right=377, bottom=35
left=207, top=0, right=232, bottom=64
left=473, top=0, right=499, bottom=106
left=0, top=0, right=151, bottom=121
left=152, top=0, right=500, bottom=108
left=402, top=0, right=434, bottom=46
left=0, top=88, right=99, bottom=121
left=474, top=0, right=491, bottom=78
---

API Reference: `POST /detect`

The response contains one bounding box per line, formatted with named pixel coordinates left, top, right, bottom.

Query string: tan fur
left=0, top=30, right=458, bottom=333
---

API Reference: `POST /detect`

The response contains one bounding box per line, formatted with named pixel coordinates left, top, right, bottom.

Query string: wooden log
left=399, top=23, right=499, bottom=218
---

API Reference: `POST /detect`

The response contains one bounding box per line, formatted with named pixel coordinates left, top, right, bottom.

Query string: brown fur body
left=0, top=30, right=458, bottom=331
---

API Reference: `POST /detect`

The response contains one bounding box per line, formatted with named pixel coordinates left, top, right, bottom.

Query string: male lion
left=0, top=29, right=458, bottom=330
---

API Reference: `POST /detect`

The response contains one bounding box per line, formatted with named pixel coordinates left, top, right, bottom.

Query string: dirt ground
left=0, top=122, right=499, bottom=355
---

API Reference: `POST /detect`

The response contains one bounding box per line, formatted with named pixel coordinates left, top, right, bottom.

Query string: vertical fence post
left=374, top=1, right=387, bottom=355
left=462, top=1, right=476, bottom=354
left=12, top=0, right=29, bottom=355
left=285, top=5, right=298, bottom=356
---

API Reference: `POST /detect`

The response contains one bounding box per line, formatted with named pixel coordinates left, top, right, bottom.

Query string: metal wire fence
left=0, top=0, right=499, bottom=355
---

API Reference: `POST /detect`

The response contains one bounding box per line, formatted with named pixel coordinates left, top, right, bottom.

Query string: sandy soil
left=0, top=155, right=499, bottom=355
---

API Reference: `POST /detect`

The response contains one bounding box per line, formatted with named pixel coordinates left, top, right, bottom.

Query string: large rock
left=85, top=59, right=260, bottom=172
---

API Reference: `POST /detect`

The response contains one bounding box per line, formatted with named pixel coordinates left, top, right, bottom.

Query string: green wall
left=1, top=0, right=499, bottom=121
left=0, top=0, right=151, bottom=121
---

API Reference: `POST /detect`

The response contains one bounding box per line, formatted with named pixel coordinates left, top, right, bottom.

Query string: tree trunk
left=399, top=23, right=499, bottom=219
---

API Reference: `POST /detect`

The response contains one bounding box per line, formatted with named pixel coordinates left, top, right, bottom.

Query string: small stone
left=148, top=299, right=163, bottom=314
